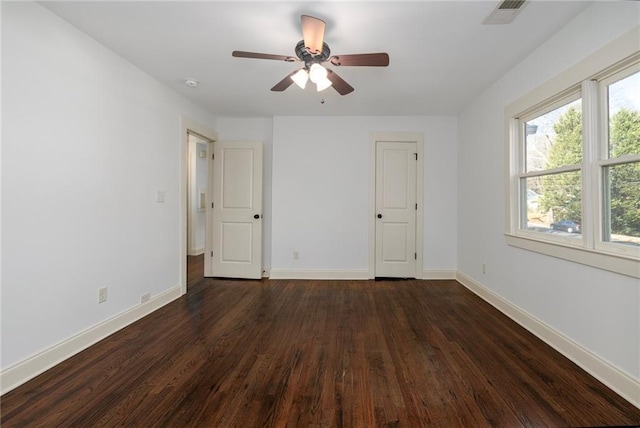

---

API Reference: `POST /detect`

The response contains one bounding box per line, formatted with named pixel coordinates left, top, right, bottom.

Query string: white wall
left=457, top=0, right=640, bottom=384
left=215, top=117, right=274, bottom=271
left=1, top=2, right=215, bottom=370
left=271, top=116, right=457, bottom=275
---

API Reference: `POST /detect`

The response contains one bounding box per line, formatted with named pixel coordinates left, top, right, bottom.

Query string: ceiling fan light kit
left=308, top=63, right=327, bottom=82
left=315, top=74, right=332, bottom=92
left=308, top=63, right=332, bottom=91
left=232, top=14, right=389, bottom=96
left=291, top=69, right=309, bottom=89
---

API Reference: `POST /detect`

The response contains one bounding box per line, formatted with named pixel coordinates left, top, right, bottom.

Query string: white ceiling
left=42, top=1, right=593, bottom=117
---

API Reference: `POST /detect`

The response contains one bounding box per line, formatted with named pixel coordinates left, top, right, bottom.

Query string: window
left=506, top=32, right=640, bottom=278
left=600, top=68, right=640, bottom=250
left=521, top=96, right=584, bottom=245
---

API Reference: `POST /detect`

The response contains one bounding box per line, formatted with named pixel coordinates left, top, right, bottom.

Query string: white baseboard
left=422, top=269, right=456, bottom=279
left=456, top=271, right=640, bottom=409
left=269, top=269, right=369, bottom=280
left=0, top=285, right=182, bottom=395
left=262, top=268, right=271, bottom=278
left=269, top=269, right=457, bottom=280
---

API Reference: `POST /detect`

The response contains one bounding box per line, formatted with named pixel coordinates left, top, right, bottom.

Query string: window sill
left=505, top=233, right=639, bottom=279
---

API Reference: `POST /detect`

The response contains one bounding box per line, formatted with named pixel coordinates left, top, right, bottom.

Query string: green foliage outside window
left=608, top=108, right=640, bottom=238
left=539, top=107, right=583, bottom=223
left=539, top=107, right=640, bottom=237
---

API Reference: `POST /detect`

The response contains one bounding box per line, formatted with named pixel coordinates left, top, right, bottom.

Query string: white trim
left=0, top=285, right=182, bottom=395
left=180, top=117, right=217, bottom=295
left=506, top=234, right=639, bottom=279
left=456, top=271, right=640, bottom=409
left=269, top=269, right=369, bottom=280
left=369, top=132, right=424, bottom=279
left=598, top=153, right=640, bottom=167
left=422, top=270, right=456, bottom=280
left=206, top=141, right=215, bottom=276
left=519, top=164, right=581, bottom=178
left=582, top=79, right=599, bottom=255
left=269, top=269, right=456, bottom=280
left=262, top=268, right=271, bottom=278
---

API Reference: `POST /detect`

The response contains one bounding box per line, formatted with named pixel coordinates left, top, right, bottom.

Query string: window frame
left=595, top=63, right=640, bottom=258
left=505, top=28, right=640, bottom=279
left=516, top=90, right=585, bottom=249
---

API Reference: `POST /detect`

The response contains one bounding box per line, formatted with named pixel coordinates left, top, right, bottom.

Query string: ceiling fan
left=232, top=15, right=389, bottom=96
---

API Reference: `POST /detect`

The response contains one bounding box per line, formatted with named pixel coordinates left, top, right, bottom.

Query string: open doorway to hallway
left=186, top=132, right=210, bottom=290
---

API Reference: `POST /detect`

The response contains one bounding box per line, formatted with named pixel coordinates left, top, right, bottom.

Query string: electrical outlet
left=293, top=250, right=299, bottom=260
left=98, top=287, right=108, bottom=304
left=140, top=292, right=151, bottom=304
left=482, top=263, right=487, bottom=274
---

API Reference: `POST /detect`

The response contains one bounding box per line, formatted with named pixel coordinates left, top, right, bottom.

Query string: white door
left=210, top=141, right=263, bottom=279
left=375, top=141, right=417, bottom=278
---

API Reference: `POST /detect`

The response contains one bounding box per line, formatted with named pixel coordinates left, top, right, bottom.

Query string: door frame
left=369, top=132, right=424, bottom=279
left=181, top=116, right=217, bottom=296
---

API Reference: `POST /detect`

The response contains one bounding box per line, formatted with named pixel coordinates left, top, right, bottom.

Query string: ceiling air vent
left=483, top=0, right=527, bottom=25
left=498, top=0, right=526, bottom=10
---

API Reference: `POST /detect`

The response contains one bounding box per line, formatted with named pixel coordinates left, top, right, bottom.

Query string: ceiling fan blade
left=232, top=51, right=297, bottom=62
left=301, top=15, right=325, bottom=55
left=329, top=53, right=390, bottom=67
left=271, top=71, right=297, bottom=92
left=326, top=69, right=354, bottom=96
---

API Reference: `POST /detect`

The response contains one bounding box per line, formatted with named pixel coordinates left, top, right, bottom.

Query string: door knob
left=254, top=214, right=260, bottom=219
left=377, top=214, right=382, bottom=219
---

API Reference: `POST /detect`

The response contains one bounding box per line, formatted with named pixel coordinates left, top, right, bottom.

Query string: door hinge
left=211, top=251, right=213, bottom=257
left=414, top=153, right=418, bottom=160
left=415, top=203, right=418, bottom=210
left=415, top=252, right=417, bottom=260
left=212, top=153, right=215, bottom=160
left=211, top=202, right=214, bottom=209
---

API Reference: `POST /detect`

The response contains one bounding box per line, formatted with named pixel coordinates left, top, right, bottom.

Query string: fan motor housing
left=295, top=40, right=331, bottom=67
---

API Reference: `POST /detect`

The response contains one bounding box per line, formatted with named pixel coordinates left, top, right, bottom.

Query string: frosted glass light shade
left=291, top=69, right=308, bottom=89
left=308, top=63, right=328, bottom=83
left=315, top=76, right=332, bottom=92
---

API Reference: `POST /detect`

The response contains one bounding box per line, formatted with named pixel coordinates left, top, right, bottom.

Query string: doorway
left=369, top=133, right=424, bottom=279
left=186, top=132, right=212, bottom=291
left=181, top=118, right=217, bottom=295
left=187, top=134, right=209, bottom=257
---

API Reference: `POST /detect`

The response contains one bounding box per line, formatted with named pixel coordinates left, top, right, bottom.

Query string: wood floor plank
left=2, top=271, right=639, bottom=427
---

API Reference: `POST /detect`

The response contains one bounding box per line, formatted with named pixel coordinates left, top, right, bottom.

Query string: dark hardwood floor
left=2, top=258, right=639, bottom=427
left=187, top=254, right=205, bottom=290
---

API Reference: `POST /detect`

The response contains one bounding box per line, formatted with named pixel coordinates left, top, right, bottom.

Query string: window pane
left=525, top=98, right=582, bottom=172
left=523, top=171, right=582, bottom=239
left=603, top=162, right=640, bottom=246
left=608, top=71, right=640, bottom=158
left=522, top=177, right=542, bottom=229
